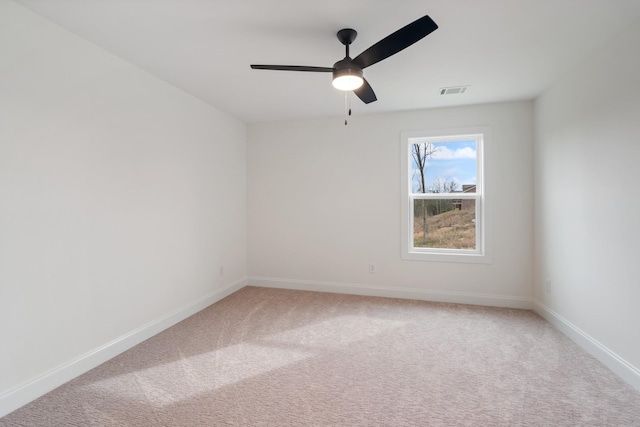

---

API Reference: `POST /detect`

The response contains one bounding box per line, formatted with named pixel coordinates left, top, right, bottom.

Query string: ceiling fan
left=250, top=14, right=438, bottom=105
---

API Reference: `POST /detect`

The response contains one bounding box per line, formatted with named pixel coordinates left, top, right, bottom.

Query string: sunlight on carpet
left=82, top=314, right=406, bottom=407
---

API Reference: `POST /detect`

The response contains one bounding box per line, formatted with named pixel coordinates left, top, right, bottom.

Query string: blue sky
left=411, top=140, right=477, bottom=193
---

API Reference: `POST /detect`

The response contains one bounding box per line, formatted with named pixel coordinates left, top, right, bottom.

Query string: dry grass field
left=413, top=208, right=476, bottom=249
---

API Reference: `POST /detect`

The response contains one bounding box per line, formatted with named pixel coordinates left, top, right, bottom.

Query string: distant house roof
left=452, top=185, right=476, bottom=194
left=462, top=185, right=476, bottom=193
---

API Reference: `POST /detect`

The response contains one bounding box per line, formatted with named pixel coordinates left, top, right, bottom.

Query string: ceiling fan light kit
left=332, top=63, right=364, bottom=91
left=251, top=14, right=438, bottom=110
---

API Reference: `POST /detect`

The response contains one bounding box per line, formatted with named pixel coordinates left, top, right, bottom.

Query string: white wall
left=0, top=1, right=247, bottom=414
left=248, top=101, right=533, bottom=307
left=534, top=18, right=640, bottom=387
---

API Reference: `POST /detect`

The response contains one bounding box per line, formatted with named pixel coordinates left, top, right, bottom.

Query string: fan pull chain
left=344, top=92, right=348, bottom=125
left=344, top=92, right=352, bottom=125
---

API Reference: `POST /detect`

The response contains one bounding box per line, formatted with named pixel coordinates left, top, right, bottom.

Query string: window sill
left=402, top=249, right=493, bottom=264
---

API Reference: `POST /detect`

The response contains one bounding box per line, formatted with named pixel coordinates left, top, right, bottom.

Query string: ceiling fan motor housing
left=332, top=58, right=363, bottom=81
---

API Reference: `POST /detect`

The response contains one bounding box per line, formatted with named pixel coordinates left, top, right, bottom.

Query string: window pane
left=413, top=199, right=476, bottom=250
left=410, top=140, right=477, bottom=194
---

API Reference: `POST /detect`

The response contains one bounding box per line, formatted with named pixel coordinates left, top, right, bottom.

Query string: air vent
left=440, top=86, right=469, bottom=95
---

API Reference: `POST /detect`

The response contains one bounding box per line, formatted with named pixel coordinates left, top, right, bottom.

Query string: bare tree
left=428, top=178, right=459, bottom=215
left=411, top=143, right=437, bottom=243
left=411, top=143, right=436, bottom=193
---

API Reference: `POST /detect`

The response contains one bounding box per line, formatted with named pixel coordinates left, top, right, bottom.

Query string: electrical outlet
left=545, top=279, right=551, bottom=293
left=369, top=263, right=376, bottom=274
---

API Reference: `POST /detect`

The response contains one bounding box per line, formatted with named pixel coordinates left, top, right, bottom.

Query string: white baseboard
left=534, top=299, right=640, bottom=392
left=0, top=278, right=246, bottom=418
left=248, top=276, right=533, bottom=309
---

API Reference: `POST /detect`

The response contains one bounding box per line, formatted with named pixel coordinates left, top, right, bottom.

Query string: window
left=401, top=127, right=491, bottom=263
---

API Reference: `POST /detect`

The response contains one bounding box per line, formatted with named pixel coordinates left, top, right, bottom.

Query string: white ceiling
left=15, top=0, right=640, bottom=123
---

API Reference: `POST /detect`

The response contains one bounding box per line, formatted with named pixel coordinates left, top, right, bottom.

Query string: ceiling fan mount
left=250, top=15, right=438, bottom=105
left=336, top=28, right=358, bottom=47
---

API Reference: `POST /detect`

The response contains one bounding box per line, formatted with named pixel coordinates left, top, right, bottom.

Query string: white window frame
left=400, top=127, right=492, bottom=264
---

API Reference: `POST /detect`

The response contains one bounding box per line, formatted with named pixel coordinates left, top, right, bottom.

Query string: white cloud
left=431, top=146, right=476, bottom=160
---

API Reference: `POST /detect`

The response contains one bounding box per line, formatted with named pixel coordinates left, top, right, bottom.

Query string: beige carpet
left=2, top=286, right=640, bottom=426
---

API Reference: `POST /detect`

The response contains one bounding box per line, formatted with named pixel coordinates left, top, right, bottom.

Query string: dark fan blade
left=250, top=65, right=333, bottom=72
left=353, top=15, right=438, bottom=69
left=353, top=78, right=377, bottom=104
